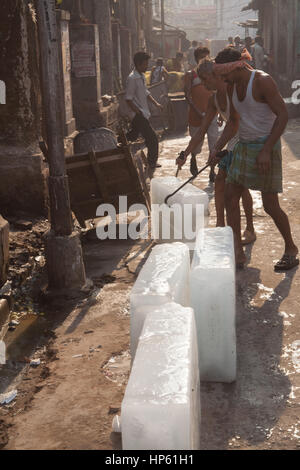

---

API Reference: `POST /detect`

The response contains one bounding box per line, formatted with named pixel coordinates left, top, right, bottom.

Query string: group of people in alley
left=124, top=40, right=298, bottom=273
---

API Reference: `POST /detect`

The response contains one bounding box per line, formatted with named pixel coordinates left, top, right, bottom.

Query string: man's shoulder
left=254, top=71, right=279, bottom=94
left=128, top=69, right=141, bottom=80
left=255, top=70, right=273, bottom=84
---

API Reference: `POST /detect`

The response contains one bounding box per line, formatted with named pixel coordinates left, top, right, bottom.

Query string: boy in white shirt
left=126, top=51, right=163, bottom=169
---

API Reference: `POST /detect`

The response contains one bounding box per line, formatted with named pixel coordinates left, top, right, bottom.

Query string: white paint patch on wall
left=0, top=80, right=6, bottom=104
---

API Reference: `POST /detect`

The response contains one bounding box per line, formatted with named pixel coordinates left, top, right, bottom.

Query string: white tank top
left=232, top=70, right=276, bottom=142
left=214, top=91, right=239, bottom=151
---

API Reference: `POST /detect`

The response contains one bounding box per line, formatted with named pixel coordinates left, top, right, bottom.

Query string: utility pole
left=161, top=0, right=165, bottom=58
left=36, top=0, right=86, bottom=291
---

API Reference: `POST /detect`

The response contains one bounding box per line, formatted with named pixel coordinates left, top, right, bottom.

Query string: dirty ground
left=1, top=119, right=300, bottom=450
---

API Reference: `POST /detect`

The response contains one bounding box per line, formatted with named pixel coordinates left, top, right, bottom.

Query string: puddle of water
left=291, top=340, right=300, bottom=372
left=4, top=314, right=44, bottom=361
left=256, top=283, right=275, bottom=301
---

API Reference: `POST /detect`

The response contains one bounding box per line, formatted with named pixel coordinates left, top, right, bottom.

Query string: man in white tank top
left=209, top=47, right=298, bottom=271
left=177, top=58, right=256, bottom=245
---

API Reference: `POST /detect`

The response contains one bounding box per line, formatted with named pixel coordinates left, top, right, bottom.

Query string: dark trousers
left=127, top=114, right=159, bottom=167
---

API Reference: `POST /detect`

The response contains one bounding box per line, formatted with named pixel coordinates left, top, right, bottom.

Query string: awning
left=235, top=19, right=259, bottom=27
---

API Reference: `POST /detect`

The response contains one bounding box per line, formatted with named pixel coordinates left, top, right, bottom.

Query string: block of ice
left=151, top=177, right=209, bottom=245
left=190, top=227, right=236, bottom=383
left=122, top=302, right=200, bottom=450
left=151, top=177, right=209, bottom=214
left=130, top=243, right=190, bottom=358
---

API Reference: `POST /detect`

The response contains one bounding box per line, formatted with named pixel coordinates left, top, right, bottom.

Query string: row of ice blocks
left=151, top=177, right=209, bottom=244
left=191, top=227, right=237, bottom=383
left=122, top=302, right=201, bottom=450
left=130, top=243, right=190, bottom=359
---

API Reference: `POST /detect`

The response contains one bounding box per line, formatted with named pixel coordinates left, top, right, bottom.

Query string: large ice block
left=151, top=177, right=209, bottom=245
left=130, top=243, right=190, bottom=358
left=190, top=227, right=236, bottom=383
left=122, top=303, right=200, bottom=450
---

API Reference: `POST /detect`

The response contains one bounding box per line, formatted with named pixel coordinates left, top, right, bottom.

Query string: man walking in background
left=150, top=58, right=169, bottom=85
left=187, top=40, right=199, bottom=70
left=166, top=52, right=184, bottom=72
left=252, top=36, right=265, bottom=70
left=126, top=51, right=163, bottom=170
left=234, top=36, right=243, bottom=52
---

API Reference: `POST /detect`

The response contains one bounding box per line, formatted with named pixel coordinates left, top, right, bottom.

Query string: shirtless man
left=209, top=47, right=298, bottom=271
left=184, top=46, right=219, bottom=182
left=178, top=58, right=256, bottom=245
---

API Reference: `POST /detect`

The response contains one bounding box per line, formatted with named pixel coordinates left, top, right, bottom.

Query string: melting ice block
left=151, top=177, right=209, bottom=245
left=122, top=303, right=200, bottom=450
left=130, top=243, right=190, bottom=358
left=190, top=227, right=236, bottom=383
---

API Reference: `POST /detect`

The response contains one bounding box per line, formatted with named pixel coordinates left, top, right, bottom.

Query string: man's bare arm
left=255, top=75, right=288, bottom=174
left=147, top=94, right=163, bottom=109
left=259, top=75, right=288, bottom=152
left=184, top=72, right=205, bottom=120
left=213, top=86, right=239, bottom=154
left=181, top=95, right=217, bottom=163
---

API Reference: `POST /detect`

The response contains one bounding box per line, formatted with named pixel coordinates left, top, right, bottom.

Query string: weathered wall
left=259, top=0, right=300, bottom=117
left=0, top=1, right=46, bottom=215
left=0, top=0, right=41, bottom=144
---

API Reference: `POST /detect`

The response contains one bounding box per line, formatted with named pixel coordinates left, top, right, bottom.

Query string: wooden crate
left=65, top=142, right=150, bottom=227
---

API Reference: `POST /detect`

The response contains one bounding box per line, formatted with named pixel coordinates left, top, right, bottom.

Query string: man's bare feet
left=236, top=250, right=247, bottom=269
left=241, top=230, right=257, bottom=245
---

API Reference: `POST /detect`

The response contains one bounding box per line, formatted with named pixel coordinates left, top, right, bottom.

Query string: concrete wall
left=259, top=0, right=300, bottom=117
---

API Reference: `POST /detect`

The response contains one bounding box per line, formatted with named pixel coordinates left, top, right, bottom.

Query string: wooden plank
left=135, top=152, right=151, bottom=212
left=66, top=153, right=126, bottom=170
left=88, top=150, right=110, bottom=200
left=65, top=146, right=124, bottom=164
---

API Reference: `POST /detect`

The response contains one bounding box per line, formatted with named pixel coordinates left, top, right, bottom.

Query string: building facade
left=215, top=0, right=258, bottom=41
left=164, top=0, right=217, bottom=40
left=245, top=0, right=300, bottom=116
left=0, top=0, right=156, bottom=216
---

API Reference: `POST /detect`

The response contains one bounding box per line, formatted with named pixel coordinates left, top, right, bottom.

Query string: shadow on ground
left=200, top=266, right=296, bottom=450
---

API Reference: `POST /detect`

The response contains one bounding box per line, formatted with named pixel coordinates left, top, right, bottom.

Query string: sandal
left=241, top=230, right=257, bottom=246
left=274, top=254, right=299, bottom=272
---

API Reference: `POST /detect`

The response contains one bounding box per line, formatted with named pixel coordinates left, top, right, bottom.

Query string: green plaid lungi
left=226, top=136, right=283, bottom=193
